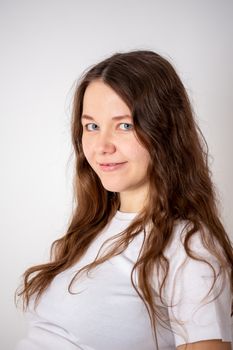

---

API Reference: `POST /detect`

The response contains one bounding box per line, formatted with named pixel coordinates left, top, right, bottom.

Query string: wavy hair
left=17, top=50, right=233, bottom=340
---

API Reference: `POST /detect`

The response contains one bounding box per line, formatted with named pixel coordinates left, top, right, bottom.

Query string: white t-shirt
left=15, top=211, right=232, bottom=350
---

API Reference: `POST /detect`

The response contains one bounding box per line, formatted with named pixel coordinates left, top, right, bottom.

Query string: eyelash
left=85, top=123, right=99, bottom=131
left=84, top=123, right=134, bottom=131
left=119, top=123, right=134, bottom=131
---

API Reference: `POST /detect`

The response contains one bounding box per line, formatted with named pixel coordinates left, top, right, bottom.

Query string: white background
left=0, top=0, right=232, bottom=349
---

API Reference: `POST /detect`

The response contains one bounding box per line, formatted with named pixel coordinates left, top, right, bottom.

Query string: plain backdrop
left=0, top=0, right=232, bottom=349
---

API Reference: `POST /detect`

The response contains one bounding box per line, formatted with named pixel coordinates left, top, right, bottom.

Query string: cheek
left=82, top=137, right=91, bottom=158
left=125, top=140, right=150, bottom=165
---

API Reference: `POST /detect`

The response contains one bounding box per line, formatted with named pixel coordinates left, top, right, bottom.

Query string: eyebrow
left=81, top=114, right=132, bottom=121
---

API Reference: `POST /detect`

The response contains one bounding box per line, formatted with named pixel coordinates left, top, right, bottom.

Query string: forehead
left=82, top=80, right=131, bottom=117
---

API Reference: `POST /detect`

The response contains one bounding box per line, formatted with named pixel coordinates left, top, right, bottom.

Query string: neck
left=119, top=185, right=149, bottom=213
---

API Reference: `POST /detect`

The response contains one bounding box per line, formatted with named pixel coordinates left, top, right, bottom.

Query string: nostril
left=95, top=141, right=116, bottom=154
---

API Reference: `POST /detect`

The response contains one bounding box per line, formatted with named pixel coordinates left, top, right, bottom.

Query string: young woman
left=16, top=50, right=232, bottom=350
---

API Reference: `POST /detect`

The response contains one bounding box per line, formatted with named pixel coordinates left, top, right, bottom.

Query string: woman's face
left=81, top=80, right=150, bottom=210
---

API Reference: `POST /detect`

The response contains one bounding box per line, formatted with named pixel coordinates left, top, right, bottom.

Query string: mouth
left=98, top=162, right=127, bottom=172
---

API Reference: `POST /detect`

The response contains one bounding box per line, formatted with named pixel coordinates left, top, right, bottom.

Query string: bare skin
left=177, top=339, right=231, bottom=350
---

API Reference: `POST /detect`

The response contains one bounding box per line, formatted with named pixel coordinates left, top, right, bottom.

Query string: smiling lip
left=98, top=162, right=127, bottom=172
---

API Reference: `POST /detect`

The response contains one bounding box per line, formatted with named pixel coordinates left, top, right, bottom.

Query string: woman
left=16, top=50, right=232, bottom=350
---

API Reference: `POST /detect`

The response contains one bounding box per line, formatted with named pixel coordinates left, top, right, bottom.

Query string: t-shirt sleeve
left=162, top=222, right=232, bottom=347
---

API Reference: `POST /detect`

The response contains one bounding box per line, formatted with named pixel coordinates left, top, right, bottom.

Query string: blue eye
left=85, top=123, right=99, bottom=131
left=119, top=123, right=134, bottom=131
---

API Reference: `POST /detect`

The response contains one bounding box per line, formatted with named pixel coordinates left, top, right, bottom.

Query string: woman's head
left=72, top=50, right=207, bottom=219
left=81, top=80, right=151, bottom=212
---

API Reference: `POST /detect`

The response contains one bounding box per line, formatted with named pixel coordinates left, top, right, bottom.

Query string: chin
left=100, top=181, right=126, bottom=193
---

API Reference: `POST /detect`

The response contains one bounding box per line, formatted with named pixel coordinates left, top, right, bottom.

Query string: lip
left=98, top=162, right=127, bottom=172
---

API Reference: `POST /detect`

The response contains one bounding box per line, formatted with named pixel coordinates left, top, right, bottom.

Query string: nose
left=95, top=131, right=116, bottom=154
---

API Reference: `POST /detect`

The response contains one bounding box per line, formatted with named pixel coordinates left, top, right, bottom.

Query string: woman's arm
left=177, top=339, right=231, bottom=350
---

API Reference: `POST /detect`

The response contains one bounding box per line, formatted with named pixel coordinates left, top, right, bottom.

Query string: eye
left=85, top=123, right=99, bottom=131
left=119, top=123, right=134, bottom=131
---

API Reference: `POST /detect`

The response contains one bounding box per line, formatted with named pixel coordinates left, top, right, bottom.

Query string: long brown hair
left=17, top=50, right=233, bottom=339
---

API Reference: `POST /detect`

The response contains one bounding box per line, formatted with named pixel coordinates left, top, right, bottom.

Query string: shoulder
left=164, top=220, right=224, bottom=266
left=159, top=221, right=232, bottom=347
left=161, top=219, right=231, bottom=305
